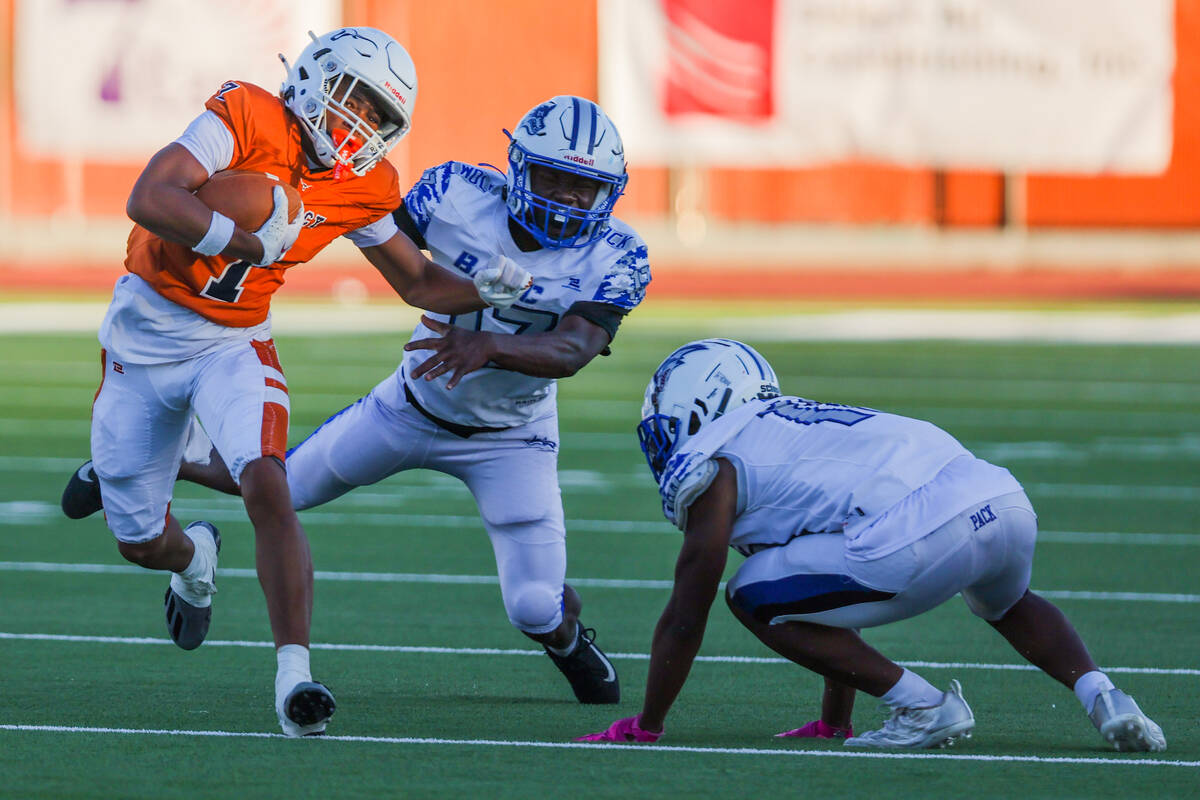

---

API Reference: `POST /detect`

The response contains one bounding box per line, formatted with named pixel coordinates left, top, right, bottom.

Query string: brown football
left=195, top=170, right=302, bottom=230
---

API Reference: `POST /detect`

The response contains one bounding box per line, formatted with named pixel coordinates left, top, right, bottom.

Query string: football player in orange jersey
left=64, top=27, right=531, bottom=737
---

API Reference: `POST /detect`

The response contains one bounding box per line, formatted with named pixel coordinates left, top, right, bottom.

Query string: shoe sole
left=1101, top=715, right=1166, bottom=752
left=845, top=719, right=974, bottom=749
left=164, top=524, right=221, bottom=650
left=928, top=724, right=974, bottom=749
left=282, top=683, right=336, bottom=736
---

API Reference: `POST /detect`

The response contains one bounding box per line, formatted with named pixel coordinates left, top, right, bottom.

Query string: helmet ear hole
left=688, top=411, right=702, bottom=436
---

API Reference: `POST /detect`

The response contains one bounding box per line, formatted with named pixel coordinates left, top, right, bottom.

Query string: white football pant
left=90, top=339, right=290, bottom=543
left=727, top=490, right=1037, bottom=627
left=285, top=372, right=568, bottom=635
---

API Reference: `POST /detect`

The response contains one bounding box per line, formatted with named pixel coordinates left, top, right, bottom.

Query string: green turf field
left=1, top=310, right=1197, bottom=799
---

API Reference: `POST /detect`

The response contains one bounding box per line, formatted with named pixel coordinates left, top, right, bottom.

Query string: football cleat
left=845, top=680, right=974, bottom=749
left=1088, top=688, right=1166, bottom=752
left=544, top=623, right=620, bottom=704
left=277, top=681, right=336, bottom=737
left=61, top=460, right=103, bottom=519
left=164, top=521, right=220, bottom=650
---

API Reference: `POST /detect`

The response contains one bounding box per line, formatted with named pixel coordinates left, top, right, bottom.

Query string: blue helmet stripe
left=568, top=96, right=582, bottom=150
left=587, top=102, right=598, bottom=154
left=734, top=341, right=769, bottom=379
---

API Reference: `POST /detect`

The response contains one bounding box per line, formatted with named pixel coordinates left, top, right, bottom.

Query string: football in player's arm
left=579, top=340, right=1166, bottom=753
left=63, top=27, right=530, bottom=739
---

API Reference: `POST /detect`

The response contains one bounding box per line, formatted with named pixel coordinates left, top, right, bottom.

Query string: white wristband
left=192, top=211, right=236, bottom=256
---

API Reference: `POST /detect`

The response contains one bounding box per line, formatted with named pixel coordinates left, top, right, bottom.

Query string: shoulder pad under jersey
left=404, top=161, right=504, bottom=236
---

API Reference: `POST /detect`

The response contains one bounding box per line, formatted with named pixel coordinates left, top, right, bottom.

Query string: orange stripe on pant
left=252, top=339, right=289, bottom=463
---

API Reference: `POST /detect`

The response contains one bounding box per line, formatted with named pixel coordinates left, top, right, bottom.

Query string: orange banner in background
left=2, top=0, right=1200, bottom=230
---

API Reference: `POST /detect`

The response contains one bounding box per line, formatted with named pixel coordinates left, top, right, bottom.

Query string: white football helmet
left=637, top=339, right=781, bottom=481
left=280, top=27, right=417, bottom=176
left=505, top=96, right=628, bottom=248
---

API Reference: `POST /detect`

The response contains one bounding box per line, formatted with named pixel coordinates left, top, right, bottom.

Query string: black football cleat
left=545, top=623, right=620, bottom=704
left=164, top=522, right=221, bottom=650
left=61, top=460, right=104, bottom=519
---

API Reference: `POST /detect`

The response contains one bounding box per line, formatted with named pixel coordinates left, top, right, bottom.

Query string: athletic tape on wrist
left=192, top=211, right=236, bottom=256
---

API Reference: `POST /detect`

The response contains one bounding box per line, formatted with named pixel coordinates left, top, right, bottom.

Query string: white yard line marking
left=2, top=497, right=1200, bottom=545
left=1, top=562, right=1196, bottom=603
left=0, top=724, right=1193, bottom=766
left=1, top=631, right=1196, bottom=677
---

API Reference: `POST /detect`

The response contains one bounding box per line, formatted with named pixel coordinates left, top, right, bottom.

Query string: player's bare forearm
left=362, top=235, right=486, bottom=314
left=638, top=597, right=712, bottom=731
left=406, top=314, right=610, bottom=388
left=485, top=316, right=609, bottom=378
left=638, top=461, right=737, bottom=731
left=402, top=260, right=489, bottom=313
left=127, top=143, right=263, bottom=261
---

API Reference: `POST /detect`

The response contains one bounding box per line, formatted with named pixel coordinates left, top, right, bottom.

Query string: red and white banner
left=15, top=0, right=338, bottom=159
left=600, top=0, right=1174, bottom=173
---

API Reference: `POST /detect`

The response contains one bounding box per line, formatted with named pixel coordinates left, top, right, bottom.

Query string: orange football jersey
left=125, top=81, right=402, bottom=327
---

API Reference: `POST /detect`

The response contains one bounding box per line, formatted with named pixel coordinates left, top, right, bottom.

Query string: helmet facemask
left=506, top=141, right=626, bottom=248
left=636, top=413, right=679, bottom=482
left=295, top=67, right=408, bottom=177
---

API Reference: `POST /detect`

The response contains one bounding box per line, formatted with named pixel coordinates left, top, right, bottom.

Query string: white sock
left=178, top=527, right=213, bottom=582
left=1073, top=670, right=1115, bottom=714
left=881, top=669, right=945, bottom=709
left=545, top=623, right=580, bottom=658
left=275, top=644, right=312, bottom=702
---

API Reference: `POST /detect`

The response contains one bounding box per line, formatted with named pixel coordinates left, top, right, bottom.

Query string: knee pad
left=506, top=584, right=563, bottom=634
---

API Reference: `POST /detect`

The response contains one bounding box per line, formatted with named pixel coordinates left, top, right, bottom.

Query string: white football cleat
left=1089, top=688, right=1166, bottom=752
left=845, top=679, right=975, bottom=749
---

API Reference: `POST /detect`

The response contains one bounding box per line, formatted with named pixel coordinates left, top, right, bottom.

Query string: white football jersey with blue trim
left=658, top=397, right=1022, bottom=559
left=399, top=161, right=650, bottom=428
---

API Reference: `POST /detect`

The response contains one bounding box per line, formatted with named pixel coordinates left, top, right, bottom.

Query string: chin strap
left=331, top=130, right=363, bottom=182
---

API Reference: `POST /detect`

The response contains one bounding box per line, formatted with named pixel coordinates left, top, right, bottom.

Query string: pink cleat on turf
left=776, top=720, right=853, bottom=739
left=576, top=715, right=662, bottom=743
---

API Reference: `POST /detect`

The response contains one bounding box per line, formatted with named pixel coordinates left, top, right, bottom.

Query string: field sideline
left=1, top=302, right=1197, bottom=798
left=3, top=296, right=1200, bottom=342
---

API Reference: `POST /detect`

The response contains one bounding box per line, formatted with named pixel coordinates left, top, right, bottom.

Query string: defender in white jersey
left=142, top=96, right=646, bottom=705
left=580, top=340, right=1165, bottom=753
left=288, top=96, right=646, bottom=703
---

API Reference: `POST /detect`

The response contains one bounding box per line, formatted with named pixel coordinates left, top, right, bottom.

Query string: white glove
left=474, top=254, right=533, bottom=309
left=251, top=185, right=304, bottom=266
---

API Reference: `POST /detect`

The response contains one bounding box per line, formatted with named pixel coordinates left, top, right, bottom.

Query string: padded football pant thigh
left=285, top=391, right=433, bottom=511
left=90, top=356, right=192, bottom=543
left=190, top=339, right=290, bottom=485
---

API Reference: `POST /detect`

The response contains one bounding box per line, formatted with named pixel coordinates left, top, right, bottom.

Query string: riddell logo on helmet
left=385, top=82, right=407, bottom=104
left=562, top=154, right=595, bottom=166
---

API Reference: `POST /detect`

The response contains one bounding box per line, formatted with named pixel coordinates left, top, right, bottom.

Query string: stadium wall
left=2, top=0, right=1199, bottom=300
